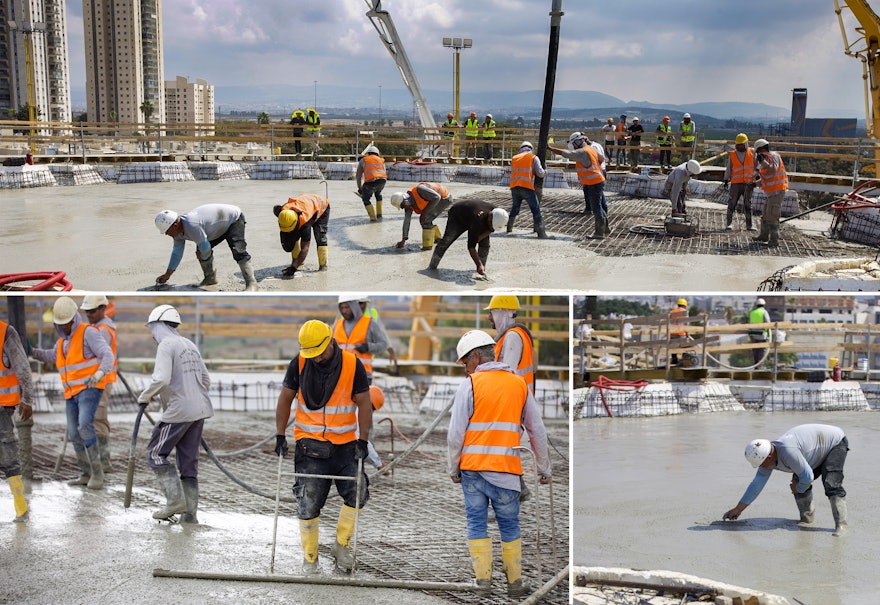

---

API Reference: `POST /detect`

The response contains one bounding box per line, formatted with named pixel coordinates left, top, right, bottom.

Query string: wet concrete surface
left=572, top=410, right=880, bottom=605
left=2, top=178, right=817, bottom=292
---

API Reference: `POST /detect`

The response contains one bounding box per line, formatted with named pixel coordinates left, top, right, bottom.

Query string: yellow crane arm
left=835, top=0, right=880, bottom=139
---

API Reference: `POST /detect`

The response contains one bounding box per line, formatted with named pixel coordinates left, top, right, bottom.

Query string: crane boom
left=835, top=0, right=880, bottom=141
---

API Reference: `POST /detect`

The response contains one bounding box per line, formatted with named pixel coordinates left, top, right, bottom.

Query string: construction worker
left=31, top=297, right=114, bottom=490
left=1, top=319, right=34, bottom=522
left=664, top=160, right=702, bottom=215
left=669, top=298, right=688, bottom=366
left=290, top=109, right=307, bottom=156
left=334, top=295, right=393, bottom=384
left=601, top=117, right=616, bottom=165
left=754, top=139, right=789, bottom=248
left=391, top=182, right=453, bottom=250
left=615, top=114, right=628, bottom=166
left=748, top=298, right=772, bottom=365
left=273, top=194, right=330, bottom=278
left=305, top=107, right=321, bottom=156
left=724, top=424, right=849, bottom=536
left=628, top=117, right=644, bottom=169
left=137, top=304, right=213, bottom=523
left=507, top=141, right=548, bottom=239
left=485, top=295, right=536, bottom=395
left=427, top=200, right=509, bottom=277
left=679, top=113, right=696, bottom=160
left=442, top=112, right=459, bottom=157
left=464, top=111, right=480, bottom=160
left=481, top=113, right=496, bottom=161
left=154, top=204, right=257, bottom=291
left=355, top=145, right=387, bottom=222
left=81, top=294, right=117, bottom=473
left=448, top=330, right=550, bottom=597
left=588, top=137, right=610, bottom=227
left=356, top=296, right=399, bottom=376
left=274, top=320, right=372, bottom=574
left=548, top=132, right=607, bottom=239
left=656, top=116, right=674, bottom=169
left=723, top=133, right=757, bottom=232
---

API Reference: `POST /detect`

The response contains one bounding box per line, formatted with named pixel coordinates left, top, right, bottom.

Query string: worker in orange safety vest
left=0, top=320, right=34, bottom=522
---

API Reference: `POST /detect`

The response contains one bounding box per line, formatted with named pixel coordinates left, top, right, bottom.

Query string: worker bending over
left=391, top=182, right=453, bottom=250
left=355, top=145, right=387, bottom=222
left=273, top=194, right=330, bottom=278
left=427, top=200, right=508, bottom=277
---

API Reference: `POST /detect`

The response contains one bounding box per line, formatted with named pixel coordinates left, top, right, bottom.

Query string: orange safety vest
left=728, top=148, right=756, bottom=184
left=670, top=307, right=687, bottom=339
left=333, top=316, right=373, bottom=375
left=89, top=323, right=117, bottom=384
left=509, top=152, right=537, bottom=190
left=759, top=152, right=788, bottom=193
left=0, top=323, right=21, bottom=407
left=281, top=194, right=329, bottom=225
left=293, top=351, right=358, bottom=444
left=410, top=183, right=449, bottom=215
left=55, top=323, right=103, bottom=399
left=616, top=121, right=627, bottom=142
left=575, top=146, right=605, bottom=186
left=460, top=370, right=527, bottom=475
left=495, top=324, right=535, bottom=394
left=362, top=154, right=387, bottom=182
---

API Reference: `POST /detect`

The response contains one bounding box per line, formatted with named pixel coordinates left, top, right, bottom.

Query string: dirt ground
left=2, top=178, right=809, bottom=292
left=572, top=410, right=880, bottom=605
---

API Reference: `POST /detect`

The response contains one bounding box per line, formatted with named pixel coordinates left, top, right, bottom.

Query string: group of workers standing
left=600, top=113, right=696, bottom=170
left=442, top=111, right=498, bottom=161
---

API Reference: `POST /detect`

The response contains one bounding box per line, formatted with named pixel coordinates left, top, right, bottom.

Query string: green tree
left=140, top=99, right=154, bottom=123
left=257, top=112, right=270, bottom=125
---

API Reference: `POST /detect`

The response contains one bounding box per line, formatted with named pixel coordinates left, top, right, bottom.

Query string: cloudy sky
left=64, top=0, right=866, bottom=116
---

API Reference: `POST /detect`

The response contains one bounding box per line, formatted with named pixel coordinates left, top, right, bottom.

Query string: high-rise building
left=82, top=0, right=164, bottom=125
left=165, top=75, right=214, bottom=136
left=1, top=0, right=71, bottom=123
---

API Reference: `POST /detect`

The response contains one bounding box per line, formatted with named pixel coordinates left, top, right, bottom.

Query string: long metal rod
left=269, top=453, right=284, bottom=573
left=152, top=568, right=476, bottom=592
left=520, top=565, right=569, bottom=605
left=351, top=457, right=364, bottom=572
left=514, top=445, right=542, bottom=585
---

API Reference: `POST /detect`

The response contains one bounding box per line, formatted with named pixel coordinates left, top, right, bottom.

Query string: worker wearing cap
left=273, top=194, right=330, bottom=279
left=0, top=319, right=34, bottom=522
left=615, top=114, right=629, bottom=165
left=627, top=117, right=644, bottom=169
left=754, top=139, right=789, bottom=248
left=138, top=304, right=213, bottom=523
left=485, top=296, right=536, bottom=395
left=464, top=112, right=480, bottom=160
left=669, top=298, right=689, bottom=366
left=275, top=320, right=372, bottom=574
left=664, top=160, right=702, bottom=215
left=722, top=134, right=757, bottom=232
left=507, top=141, right=548, bottom=238
left=442, top=112, right=459, bottom=157
left=31, top=297, right=115, bottom=490
left=391, top=182, right=452, bottom=251
left=154, top=204, right=257, bottom=291
left=724, top=424, right=849, bottom=536
left=679, top=113, right=696, bottom=159
left=290, top=109, right=307, bottom=156
left=355, top=145, right=387, bottom=222
left=656, top=116, right=674, bottom=169
left=481, top=114, right=496, bottom=161
left=748, top=298, right=772, bottom=365
left=448, top=330, right=550, bottom=597
left=333, top=295, right=393, bottom=384
left=548, top=133, right=607, bottom=238
left=601, top=118, right=616, bottom=164
left=427, top=200, right=509, bottom=277
left=81, top=294, right=117, bottom=472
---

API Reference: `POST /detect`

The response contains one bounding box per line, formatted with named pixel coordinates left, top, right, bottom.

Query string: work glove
left=275, top=435, right=289, bottom=457
left=354, top=439, right=369, bottom=460
left=354, top=343, right=370, bottom=354
left=86, top=370, right=105, bottom=388
left=721, top=179, right=729, bottom=187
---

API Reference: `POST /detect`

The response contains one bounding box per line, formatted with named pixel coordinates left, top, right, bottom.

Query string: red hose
left=589, top=375, right=650, bottom=418
left=0, top=271, right=73, bottom=291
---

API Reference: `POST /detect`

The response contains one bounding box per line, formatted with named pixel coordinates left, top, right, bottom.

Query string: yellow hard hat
left=369, top=385, right=385, bottom=411
left=677, top=298, right=688, bottom=307
left=484, top=295, right=520, bottom=311
left=278, top=209, right=299, bottom=232
left=735, top=133, right=748, bottom=144
left=298, top=320, right=332, bottom=358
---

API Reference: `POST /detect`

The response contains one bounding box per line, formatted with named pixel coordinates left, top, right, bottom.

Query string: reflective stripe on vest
left=494, top=324, right=535, bottom=394
left=680, top=122, right=695, bottom=143
left=670, top=307, right=687, bottom=338
left=657, top=123, right=672, bottom=145
left=293, top=351, right=358, bottom=444
left=410, top=183, right=448, bottom=215
left=362, top=154, right=387, bottom=182
left=282, top=194, right=329, bottom=225
left=56, top=324, right=100, bottom=399
left=465, top=119, right=479, bottom=137
left=306, top=111, right=320, bottom=132
left=509, top=152, right=536, bottom=190
left=460, top=371, right=527, bottom=475
left=333, top=316, right=373, bottom=375
left=90, top=323, right=117, bottom=386
left=759, top=153, right=788, bottom=192
left=575, top=146, right=605, bottom=186
left=728, top=148, right=755, bottom=184
left=442, top=119, right=458, bottom=138
left=0, top=323, right=21, bottom=407
left=482, top=120, right=496, bottom=138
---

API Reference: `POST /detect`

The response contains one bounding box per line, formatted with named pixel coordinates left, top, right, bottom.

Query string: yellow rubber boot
left=432, top=225, right=442, bottom=241
left=299, top=517, right=320, bottom=573
left=317, top=246, right=328, bottom=271
left=332, top=504, right=358, bottom=573
left=365, top=204, right=378, bottom=222
left=468, top=537, right=493, bottom=595
left=8, top=475, right=28, bottom=521
left=376, top=199, right=383, bottom=220
left=502, top=538, right=531, bottom=597
left=421, top=228, right=435, bottom=250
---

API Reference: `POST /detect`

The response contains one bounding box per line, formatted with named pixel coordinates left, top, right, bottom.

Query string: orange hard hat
left=369, top=385, right=385, bottom=410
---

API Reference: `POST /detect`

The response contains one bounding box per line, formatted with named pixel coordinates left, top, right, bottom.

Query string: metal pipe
left=269, top=453, right=284, bottom=573
left=124, top=404, right=147, bottom=508
left=152, top=568, right=476, bottom=592
left=536, top=0, right=565, bottom=183
left=520, top=565, right=569, bottom=605
left=514, top=445, right=542, bottom=585
left=352, top=457, right=364, bottom=571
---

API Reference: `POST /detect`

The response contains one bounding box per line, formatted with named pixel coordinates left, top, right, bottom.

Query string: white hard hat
left=362, top=145, right=380, bottom=156
left=745, top=439, right=772, bottom=468
left=519, top=141, right=533, bottom=151
left=455, top=329, right=497, bottom=362
left=80, top=294, right=109, bottom=311
left=632, top=116, right=639, bottom=122
left=756, top=298, right=766, bottom=306
left=754, top=139, right=770, bottom=150
left=686, top=159, right=702, bottom=175
left=390, top=191, right=406, bottom=210
left=486, top=114, right=493, bottom=119
left=568, top=131, right=585, bottom=145
left=147, top=304, right=181, bottom=325
left=683, top=113, right=691, bottom=119
left=337, top=294, right=360, bottom=305
left=490, top=207, right=509, bottom=231
left=53, top=297, right=79, bottom=324
left=154, top=210, right=178, bottom=234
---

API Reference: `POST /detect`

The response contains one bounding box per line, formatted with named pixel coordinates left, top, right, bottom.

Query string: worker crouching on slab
left=427, top=200, right=508, bottom=277
left=447, top=330, right=551, bottom=597
left=723, top=423, right=849, bottom=536
left=390, top=182, right=453, bottom=250
left=355, top=145, right=387, bottom=222
left=0, top=319, right=34, bottom=522
left=275, top=320, right=372, bottom=574
left=273, top=194, right=330, bottom=278
left=138, top=305, right=213, bottom=523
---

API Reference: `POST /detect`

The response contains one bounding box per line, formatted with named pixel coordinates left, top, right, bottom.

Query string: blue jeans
left=582, top=182, right=606, bottom=223
left=66, top=387, right=102, bottom=450
left=510, top=186, right=543, bottom=224
left=461, top=470, right=521, bottom=541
